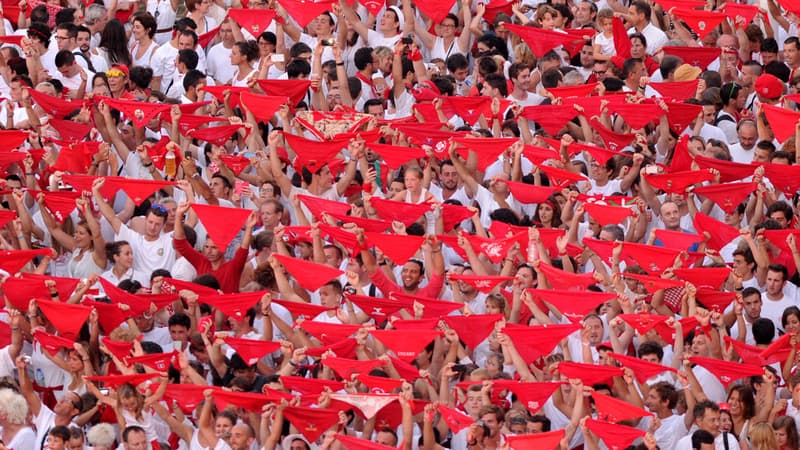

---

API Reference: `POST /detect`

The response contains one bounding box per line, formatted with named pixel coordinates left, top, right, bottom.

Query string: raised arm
left=91, top=177, right=122, bottom=233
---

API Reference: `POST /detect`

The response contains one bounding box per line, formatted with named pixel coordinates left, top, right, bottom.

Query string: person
left=0, top=388, right=36, bottom=450
left=130, top=13, right=159, bottom=68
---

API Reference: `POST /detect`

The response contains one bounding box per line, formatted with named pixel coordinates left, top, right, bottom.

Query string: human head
left=765, top=263, right=788, bottom=296
left=0, top=388, right=28, bottom=425
left=47, top=426, right=71, bottom=450
left=693, top=400, right=721, bottom=436
left=773, top=416, right=799, bottom=450
left=122, top=426, right=147, bottom=450
left=132, top=13, right=157, bottom=39
left=87, top=424, right=116, bottom=450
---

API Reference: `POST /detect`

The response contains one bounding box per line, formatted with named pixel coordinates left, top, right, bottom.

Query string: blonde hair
left=535, top=5, right=558, bottom=24
left=750, top=422, right=778, bottom=450
left=0, top=389, right=28, bottom=424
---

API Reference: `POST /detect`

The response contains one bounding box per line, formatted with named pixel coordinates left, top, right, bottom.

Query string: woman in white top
left=130, top=13, right=160, bottom=68
left=185, top=0, right=217, bottom=37
left=42, top=341, right=95, bottom=402
left=407, top=0, right=472, bottom=62
left=229, top=41, right=258, bottom=87
left=100, top=240, right=150, bottom=288
left=39, top=196, right=106, bottom=279
left=391, top=166, right=435, bottom=204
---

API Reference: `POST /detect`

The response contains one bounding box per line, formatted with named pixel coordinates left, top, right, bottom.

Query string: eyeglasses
left=440, top=23, right=456, bottom=28
left=105, top=69, right=126, bottom=77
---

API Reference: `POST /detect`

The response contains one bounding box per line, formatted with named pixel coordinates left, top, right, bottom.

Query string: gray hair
left=0, top=388, right=28, bottom=424
left=85, top=4, right=107, bottom=25
left=87, top=423, right=116, bottom=448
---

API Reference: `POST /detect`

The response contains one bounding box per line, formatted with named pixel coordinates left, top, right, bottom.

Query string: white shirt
left=675, top=430, right=740, bottom=450
left=151, top=42, right=179, bottom=93
left=630, top=23, right=668, bottom=55
left=115, top=223, right=177, bottom=276
left=206, top=42, right=235, bottom=85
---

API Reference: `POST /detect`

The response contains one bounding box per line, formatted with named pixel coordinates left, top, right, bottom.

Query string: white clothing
left=230, top=68, right=256, bottom=87
left=430, top=36, right=467, bottom=61
left=171, top=256, right=198, bottom=282
left=100, top=266, right=151, bottom=288
left=53, top=69, right=93, bottom=91
left=728, top=143, right=756, bottom=164
left=630, top=23, right=667, bottom=55
left=594, top=32, right=615, bottom=56
left=67, top=248, right=104, bottom=279
left=760, top=293, right=797, bottom=332
left=115, top=223, right=177, bottom=276
left=150, top=43, right=179, bottom=94
left=146, top=0, right=177, bottom=45
left=206, top=43, right=235, bottom=85
left=675, top=430, right=740, bottom=450
left=131, top=40, right=159, bottom=68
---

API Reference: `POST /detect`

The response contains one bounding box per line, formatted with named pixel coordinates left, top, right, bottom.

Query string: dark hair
left=651, top=382, right=678, bottom=409
left=762, top=38, right=779, bottom=54
left=122, top=426, right=146, bottom=443
left=57, top=23, right=78, bottom=39
left=752, top=318, right=775, bottom=346
left=27, top=22, right=52, bottom=44
left=105, top=240, right=130, bottom=263
left=783, top=306, right=800, bottom=330
left=175, top=17, right=198, bottom=32
left=721, top=82, right=742, bottom=107
left=129, top=66, right=153, bottom=89
left=193, top=274, right=220, bottom=290
left=55, top=50, right=76, bottom=68
left=49, top=426, right=72, bottom=442
left=99, top=19, right=132, bottom=66
left=168, top=312, right=191, bottom=329
left=133, top=12, right=158, bottom=39
left=178, top=29, right=199, bottom=47
left=30, top=6, right=49, bottom=24
left=446, top=53, right=469, bottom=73
left=630, top=1, right=651, bottom=19
left=637, top=341, right=664, bottom=361
left=354, top=47, right=375, bottom=71
left=286, top=59, right=311, bottom=79
left=55, top=7, right=77, bottom=26
left=234, top=41, right=259, bottom=63
left=178, top=49, right=199, bottom=70
left=741, top=286, right=761, bottom=301
left=529, top=414, right=551, bottom=431
left=692, top=430, right=715, bottom=448
left=183, top=69, right=206, bottom=91
left=540, top=67, right=563, bottom=88
left=728, top=385, right=756, bottom=419
left=767, top=263, right=789, bottom=281
left=692, top=399, right=719, bottom=421
left=508, top=62, right=530, bottom=81
left=476, top=33, right=508, bottom=60
left=289, top=42, right=312, bottom=59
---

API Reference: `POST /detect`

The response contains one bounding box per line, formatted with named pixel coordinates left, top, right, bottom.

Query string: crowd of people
left=0, top=0, right=800, bottom=449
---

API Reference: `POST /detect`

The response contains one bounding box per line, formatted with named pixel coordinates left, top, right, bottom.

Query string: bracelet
left=143, top=162, right=153, bottom=168
left=25, top=172, right=33, bottom=176
left=336, top=62, right=344, bottom=66
left=735, top=287, right=744, bottom=292
left=378, top=261, right=387, bottom=266
left=431, top=248, right=442, bottom=253
left=49, top=291, right=58, bottom=298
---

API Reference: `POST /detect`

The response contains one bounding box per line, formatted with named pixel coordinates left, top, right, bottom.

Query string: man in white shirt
left=53, top=50, right=92, bottom=94
left=760, top=264, right=797, bottom=332
left=151, top=22, right=199, bottom=93
left=727, top=119, right=758, bottom=164
left=206, top=19, right=236, bottom=86
left=624, top=1, right=667, bottom=55
left=642, top=382, right=690, bottom=450
left=675, top=401, right=740, bottom=450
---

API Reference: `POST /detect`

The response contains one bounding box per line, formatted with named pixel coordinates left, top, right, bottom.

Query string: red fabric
left=672, top=267, right=730, bottom=290
left=105, top=176, right=174, bottom=205
left=304, top=338, right=358, bottom=359
left=98, top=97, right=170, bottom=128
left=762, top=104, right=800, bottom=142
left=37, top=190, right=80, bottom=223
left=282, top=132, right=349, bottom=173
left=0, top=249, right=50, bottom=275
left=608, top=352, right=677, bottom=383
left=334, top=433, right=395, bottom=450
left=437, top=404, right=474, bottom=433
left=81, top=299, right=129, bottom=334
left=297, top=194, right=351, bottom=219
left=162, top=277, right=218, bottom=295
left=161, top=384, right=206, bottom=414
left=126, top=351, right=176, bottom=372
left=188, top=124, right=249, bottom=146
left=371, top=329, right=441, bottom=362
left=0, top=130, right=30, bottom=152
left=356, top=373, right=404, bottom=394
left=557, top=361, right=623, bottom=385
left=692, top=182, right=755, bottom=214
left=177, top=115, right=225, bottom=135
left=663, top=46, right=721, bottom=69
left=775, top=0, right=800, bottom=16
left=695, top=288, right=737, bottom=313
left=322, top=356, right=385, bottom=379
left=521, top=104, right=579, bottom=136
left=223, top=337, right=280, bottom=365
left=226, top=8, right=276, bottom=35
left=439, top=203, right=474, bottom=233
left=589, top=118, right=635, bottom=150
left=276, top=0, right=335, bottom=27
left=200, top=291, right=264, bottom=321
left=654, top=229, right=702, bottom=250
left=365, top=142, right=425, bottom=170
left=453, top=137, right=518, bottom=170
left=100, top=337, right=134, bottom=362
left=649, top=80, right=700, bottom=100
left=85, top=373, right=159, bottom=388
left=652, top=0, right=706, bottom=9
left=29, top=89, right=89, bottom=118
left=572, top=142, right=625, bottom=165
left=502, top=180, right=557, bottom=204
left=501, top=323, right=581, bottom=362
left=144, top=136, right=179, bottom=171
left=725, top=337, right=766, bottom=366
left=414, top=0, right=454, bottom=23
left=761, top=163, right=800, bottom=197
left=585, top=418, right=646, bottom=450
left=295, top=320, right=359, bottom=344
left=481, top=0, right=513, bottom=22
left=0, top=210, right=15, bottom=230
left=504, top=23, right=580, bottom=58
left=62, top=174, right=114, bottom=199
left=34, top=330, right=74, bottom=356
left=621, top=273, right=683, bottom=293
left=608, top=102, right=665, bottom=130
left=48, top=119, right=91, bottom=142
left=672, top=9, right=726, bottom=40
left=759, top=333, right=793, bottom=365
left=0, top=35, right=22, bottom=46
left=693, top=212, right=740, bottom=250
left=52, top=141, right=98, bottom=173
left=538, top=165, right=588, bottom=188
left=282, top=406, right=339, bottom=443
left=528, top=289, right=616, bottom=321
left=273, top=299, right=336, bottom=321
left=664, top=102, right=704, bottom=135
left=448, top=275, right=513, bottom=293
left=197, top=25, right=220, bottom=48
left=617, top=313, right=671, bottom=335
left=622, top=241, right=681, bottom=273
left=0, top=151, right=26, bottom=169
left=546, top=83, right=599, bottom=99
left=592, top=391, right=652, bottom=423
left=280, top=375, right=344, bottom=395
left=390, top=122, right=465, bottom=155
left=191, top=203, right=252, bottom=252
left=443, top=96, right=492, bottom=125
left=213, top=389, right=286, bottom=411
left=318, top=223, right=362, bottom=256
left=346, top=294, right=410, bottom=322
left=272, top=254, right=344, bottom=292
left=689, top=356, right=763, bottom=387
left=389, top=291, right=458, bottom=317
left=365, top=232, right=425, bottom=265
left=467, top=233, right=525, bottom=264
left=257, top=80, right=311, bottom=106
left=582, top=237, right=616, bottom=265
left=694, top=155, right=757, bottom=183
left=359, top=0, right=385, bottom=17
left=201, top=86, right=247, bottom=108
left=35, top=299, right=91, bottom=340
left=218, top=154, right=250, bottom=176
left=326, top=212, right=391, bottom=233
left=368, top=197, right=431, bottom=226
left=239, top=92, right=287, bottom=123
left=442, top=314, right=503, bottom=349
left=612, top=16, right=631, bottom=59
left=537, top=263, right=597, bottom=291
left=506, top=430, right=565, bottom=449
left=492, top=380, right=563, bottom=414
left=521, top=144, right=559, bottom=165
left=97, top=278, right=153, bottom=316
left=584, top=202, right=634, bottom=226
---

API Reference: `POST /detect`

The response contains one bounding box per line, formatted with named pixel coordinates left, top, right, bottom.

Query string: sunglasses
left=105, top=69, right=126, bottom=78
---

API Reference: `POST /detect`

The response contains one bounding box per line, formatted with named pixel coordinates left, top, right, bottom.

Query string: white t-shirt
left=150, top=42, right=179, bottom=93
left=630, top=23, right=668, bottom=55
left=206, top=43, right=235, bottom=85
left=115, top=223, right=177, bottom=277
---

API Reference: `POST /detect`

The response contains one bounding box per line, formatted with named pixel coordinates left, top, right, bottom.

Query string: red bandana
left=334, top=434, right=398, bottom=450
left=161, top=384, right=207, bottom=414
left=557, top=361, right=624, bottom=385
left=585, top=418, right=646, bottom=450
left=0, top=151, right=25, bottom=170
left=414, top=101, right=456, bottom=124
left=272, top=254, right=344, bottom=292
left=0, top=249, right=50, bottom=275
left=584, top=202, right=634, bottom=226
left=239, top=92, right=287, bottom=123
left=365, top=143, right=425, bottom=170
left=528, top=289, right=616, bottom=322
left=608, top=101, right=665, bottom=130
left=611, top=16, right=631, bottom=59
left=105, top=176, right=175, bottom=206
left=442, top=314, right=504, bottom=349
left=672, top=9, right=726, bottom=40
left=468, top=232, right=525, bottom=264
left=645, top=169, right=714, bottom=194
left=689, top=356, right=763, bottom=387
left=589, top=118, right=636, bottom=150
left=53, top=141, right=99, bottom=173
left=126, top=351, right=176, bottom=372
left=48, top=118, right=92, bottom=142
left=213, top=389, right=287, bottom=411
left=762, top=104, right=800, bottom=142
left=326, top=213, right=390, bottom=233
left=501, top=323, right=581, bottom=362
left=453, top=137, right=518, bottom=170
left=223, top=337, right=280, bottom=365
left=440, top=203, right=475, bottom=233
left=257, top=80, right=311, bottom=106
left=368, top=197, right=431, bottom=226
left=201, top=86, right=248, bottom=109
left=762, top=163, right=800, bottom=197
left=35, top=299, right=92, bottom=340
left=356, top=373, right=404, bottom=394
left=143, top=136, right=179, bottom=171
left=391, top=292, right=464, bottom=317
left=546, top=83, right=600, bottom=99
left=506, top=431, right=566, bottom=449
left=775, top=0, right=800, bottom=16
left=0, top=35, right=22, bottom=46
left=317, top=223, right=362, bottom=256
left=280, top=375, right=344, bottom=395
left=672, top=267, right=731, bottom=290
left=84, top=373, right=159, bottom=389
left=437, top=404, right=474, bottom=433
left=0, top=130, right=29, bottom=152
left=654, top=229, right=703, bottom=250
left=521, top=144, right=559, bottom=165
left=572, top=142, right=626, bottom=166
left=282, top=132, right=350, bottom=173
left=81, top=300, right=128, bottom=334
left=197, top=26, right=220, bottom=48
left=34, top=330, right=74, bottom=356
left=323, top=356, right=385, bottom=379
left=622, top=273, right=683, bottom=293
left=492, top=380, right=563, bottom=414
left=695, top=288, right=737, bottom=313
left=282, top=406, right=340, bottom=443
left=592, top=391, right=652, bottom=423
left=724, top=337, right=765, bottom=366
left=692, top=182, right=755, bottom=214
left=297, top=321, right=358, bottom=346
left=538, top=165, right=588, bottom=188
left=448, top=275, right=513, bottom=293
left=622, top=241, right=681, bottom=273
left=304, top=338, right=358, bottom=359
left=693, top=212, right=740, bottom=250
left=617, top=313, right=671, bottom=335
left=662, top=46, right=721, bottom=70
left=297, top=194, right=351, bottom=219
left=100, top=336, right=134, bottom=363
left=37, top=190, right=80, bottom=223
left=218, top=154, right=250, bottom=176
left=188, top=124, right=250, bottom=146
left=0, top=210, right=15, bottom=230
left=521, top=104, right=579, bottom=136
left=161, top=277, right=218, bottom=296
left=365, top=232, right=424, bottom=265
left=648, top=80, right=700, bottom=100
left=664, top=102, right=704, bottom=135
left=98, top=97, right=170, bottom=128
left=276, top=0, right=335, bottom=27
left=608, top=352, right=677, bottom=383
left=390, top=122, right=466, bottom=154
left=29, top=89, right=89, bottom=118
left=414, top=0, right=455, bottom=23
left=191, top=203, right=252, bottom=251
left=346, top=294, right=410, bottom=322
left=61, top=174, right=113, bottom=199
left=371, top=329, right=442, bottom=362
left=226, top=8, right=276, bottom=35
left=537, top=263, right=597, bottom=291
left=443, top=96, right=492, bottom=125
left=200, top=291, right=265, bottom=321
left=359, top=0, right=385, bottom=17
left=759, top=333, right=793, bottom=365
left=499, top=181, right=556, bottom=205
left=582, top=237, right=616, bottom=265
left=503, top=23, right=579, bottom=58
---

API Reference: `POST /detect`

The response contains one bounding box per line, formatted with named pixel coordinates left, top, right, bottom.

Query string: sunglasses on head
left=105, top=69, right=126, bottom=78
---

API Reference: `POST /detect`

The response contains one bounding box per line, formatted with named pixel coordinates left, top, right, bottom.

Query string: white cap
left=387, top=5, right=405, bottom=30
